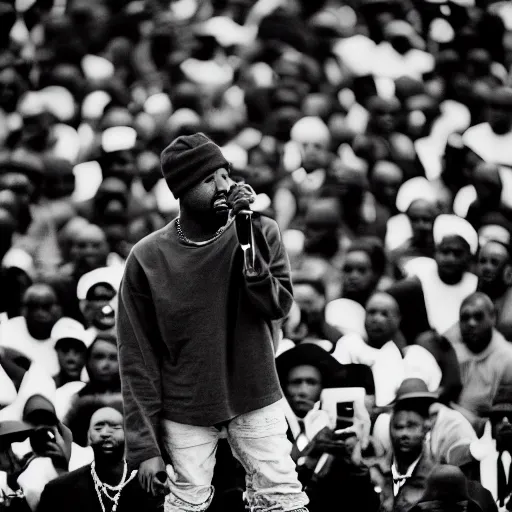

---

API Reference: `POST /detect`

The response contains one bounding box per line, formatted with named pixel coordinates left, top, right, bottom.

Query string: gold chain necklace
left=90, top=461, right=137, bottom=512
left=175, top=218, right=227, bottom=244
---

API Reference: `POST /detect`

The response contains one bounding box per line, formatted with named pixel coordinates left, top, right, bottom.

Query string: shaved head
left=460, top=292, right=495, bottom=316
left=365, top=292, right=401, bottom=347
left=460, top=292, right=495, bottom=353
left=366, top=292, right=400, bottom=315
left=23, top=283, right=58, bottom=304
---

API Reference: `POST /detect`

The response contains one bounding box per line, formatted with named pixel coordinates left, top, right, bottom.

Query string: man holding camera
left=118, top=133, right=309, bottom=512
left=0, top=394, right=74, bottom=511
left=275, top=343, right=378, bottom=512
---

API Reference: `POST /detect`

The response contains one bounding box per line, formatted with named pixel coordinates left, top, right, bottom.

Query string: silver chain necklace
left=175, top=218, right=227, bottom=244
left=90, top=460, right=137, bottom=512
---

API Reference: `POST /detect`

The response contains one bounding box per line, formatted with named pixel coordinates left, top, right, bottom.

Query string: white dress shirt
left=392, top=456, right=421, bottom=496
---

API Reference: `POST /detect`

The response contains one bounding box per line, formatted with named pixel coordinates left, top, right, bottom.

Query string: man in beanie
left=117, top=133, right=309, bottom=512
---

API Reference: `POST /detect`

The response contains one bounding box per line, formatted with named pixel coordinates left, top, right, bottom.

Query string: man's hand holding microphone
left=228, top=182, right=257, bottom=275
left=139, top=456, right=170, bottom=497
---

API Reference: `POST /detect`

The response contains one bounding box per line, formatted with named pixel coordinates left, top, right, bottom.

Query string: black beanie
left=160, top=133, right=229, bottom=198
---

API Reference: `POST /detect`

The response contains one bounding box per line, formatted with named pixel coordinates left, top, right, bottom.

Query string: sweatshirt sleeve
left=243, top=216, right=294, bottom=321
left=117, top=252, right=164, bottom=469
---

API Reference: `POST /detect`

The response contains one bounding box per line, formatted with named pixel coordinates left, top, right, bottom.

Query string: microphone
left=235, top=209, right=255, bottom=273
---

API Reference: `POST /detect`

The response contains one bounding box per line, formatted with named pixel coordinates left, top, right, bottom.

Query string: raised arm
left=243, top=216, right=294, bottom=321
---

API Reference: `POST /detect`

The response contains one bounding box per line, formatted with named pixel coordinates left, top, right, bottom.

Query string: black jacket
left=36, top=465, right=163, bottom=512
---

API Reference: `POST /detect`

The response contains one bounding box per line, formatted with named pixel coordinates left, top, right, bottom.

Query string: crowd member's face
left=460, top=297, right=495, bottom=354
left=487, top=105, right=512, bottom=135
left=56, top=340, right=86, bottom=381
left=370, top=104, right=398, bottom=135
left=0, top=173, right=33, bottom=208
left=300, top=139, right=330, bottom=172
left=72, top=226, right=109, bottom=273
left=286, top=365, right=322, bottom=418
left=408, top=200, right=436, bottom=245
left=22, top=113, right=52, bottom=152
left=0, top=67, right=24, bottom=113
left=43, top=173, right=75, bottom=200
left=180, top=167, right=234, bottom=222
left=477, top=242, right=511, bottom=292
left=82, top=284, right=117, bottom=329
left=294, top=283, right=325, bottom=331
left=494, top=414, right=512, bottom=451
left=71, top=3, right=110, bottom=53
left=342, top=251, right=376, bottom=298
left=103, top=224, right=127, bottom=257
left=245, top=148, right=275, bottom=190
left=329, top=163, right=363, bottom=199
left=103, top=151, right=137, bottom=187
left=88, top=407, right=124, bottom=461
left=390, top=409, right=427, bottom=460
left=371, top=164, right=403, bottom=210
left=95, top=179, right=129, bottom=225
left=275, top=61, right=308, bottom=99
left=365, top=294, right=401, bottom=347
left=87, top=340, right=119, bottom=386
left=22, top=285, right=62, bottom=339
left=435, top=236, right=471, bottom=285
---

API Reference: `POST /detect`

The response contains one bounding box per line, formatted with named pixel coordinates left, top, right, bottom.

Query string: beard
left=26, top=319, right=53, bottom=340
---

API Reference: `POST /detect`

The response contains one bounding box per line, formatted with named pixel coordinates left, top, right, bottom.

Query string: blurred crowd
left=1, top=0, right=512, bottom=510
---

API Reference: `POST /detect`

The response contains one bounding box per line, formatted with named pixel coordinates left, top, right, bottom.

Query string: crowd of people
left=0, top=0, right=512, bottom=510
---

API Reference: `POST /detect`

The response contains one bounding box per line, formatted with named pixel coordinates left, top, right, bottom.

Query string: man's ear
left=503, top=264, right=512, bottom=287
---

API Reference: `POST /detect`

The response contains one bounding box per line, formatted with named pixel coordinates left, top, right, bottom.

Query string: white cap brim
left=76, top=266, right=124, bottom=301
left=396, top=177, right=437, bottom=213
left=433, top=214, right=478, bottom=254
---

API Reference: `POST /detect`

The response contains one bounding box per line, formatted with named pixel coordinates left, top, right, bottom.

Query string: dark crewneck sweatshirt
left=117, top=214, right=293, bottom=468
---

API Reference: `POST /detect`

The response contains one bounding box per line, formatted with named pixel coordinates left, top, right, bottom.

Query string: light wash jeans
left=161, top=400, right=309, bottom=512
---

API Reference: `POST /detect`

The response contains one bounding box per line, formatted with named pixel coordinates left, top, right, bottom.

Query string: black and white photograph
left=0, top=0, right=512, bottom=511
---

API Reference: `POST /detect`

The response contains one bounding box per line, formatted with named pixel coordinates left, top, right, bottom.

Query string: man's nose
left=482, top=262, right=493, bottom=272
left=214, top=174, right=230, bottom=193
left=467, top=316, right=478, bottom=327
left=297, top=383, right=310, bottom=396
left=445, top=252, right=456, bottom=262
